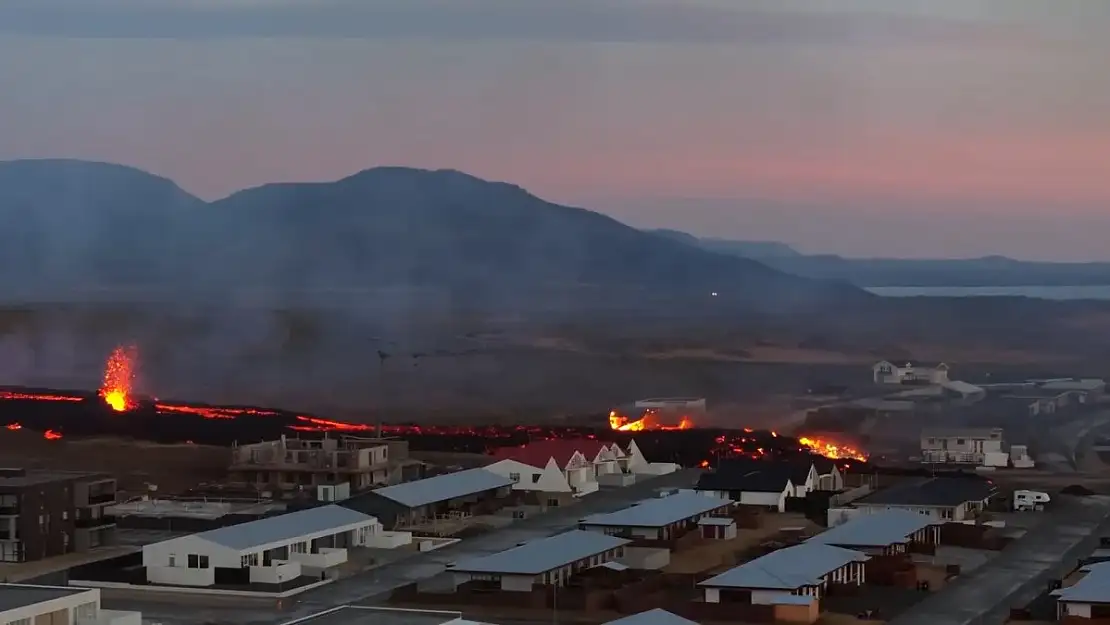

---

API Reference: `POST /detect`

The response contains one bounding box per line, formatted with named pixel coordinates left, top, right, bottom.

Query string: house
left=698, top=517, right=738, bottom=540
left=484, top=455, right=577, bottom=506
left=489, top=440, right=613, bottom=498
left=0, top=584, right=142, bottom=625
left=941, top=380, right=986, bottom=403
left=578, top=491, right=734, bottom=540
left=448, top=530, right=630, bottom=591
left=141, top=505, right=385, bottom=588
left=1032, top=377, right=1106, bottom=398
left=695, top=463, right=795, bottom=512
left=850, top=477, right=995, bottom=522
left=872, top=360, right=949, bottom=385
left=1053, top=561, right=1110, bottom=620
left=810, top=457, right=845, bottom=492
left=0, top=468, right=118, bottom=563
left=341, top=468, right=513, bottom=529
left=920, top=428, right=1008, bottom=466
left=228, top=434, right=420, bottom=494
left=807, top=510, right=940, bottom=555
left=699, top=542, right=869, bottom=602
left=603, top=609, right=700, bottom=625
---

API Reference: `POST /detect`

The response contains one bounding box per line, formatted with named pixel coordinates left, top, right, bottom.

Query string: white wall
left=1062, top=602, right=1091, bottom=618
left=619, top=547, right=670, bottom=570
left=740, top=489, right=788, bottom=512
left=146, top=565, right=216, bottom=587
left=249, top=561, right=301, bottom=584
left=856, top=503, right=968, bottom=522
left=143, top=535, right=241, bottom=569
left=487, top=458, right=573, bottom=493
left=500, top=575, right=536, bottom=592
left=0, top=586, right=102, bottom=625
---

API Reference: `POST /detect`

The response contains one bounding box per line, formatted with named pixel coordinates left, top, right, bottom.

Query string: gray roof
left=0, top=584, right=92, bottom=613
left=195, top=505, right=376, bottom=550
left=279, top=605, right=475, bottom=625
left=699, top=544, right=869, bottom=590
left=807, top=511, right=934, bottom=548
left=374, top=469, right=513, bottom=508
left=1054, top=562, right=1110, bottom=603
left=603, top=609, right=700, bottom=625
left=580, top=492, right=732, bottom=528
left=698, top=517, right=735, bottom=527
left=450, top=530, right=630, bottom=575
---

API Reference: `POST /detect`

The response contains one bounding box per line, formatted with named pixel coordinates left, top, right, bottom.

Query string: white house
left=485, top=456, right=576, bottom=502
left=873, top=360, right=949, bottom=385
left=695, top=461, right=800, bottom=513
left=1054, top=561, right=1110, bottom=620
left=448, top=530, right=630, bottom=591
left=920, top=428, right=1007, bottom=466
left=0, top=584, right=141, bottom=625
left=850, top=477, right=995, bottom=522
left=490, top=439, right=624, bottom=497
left=142, top=505, right=383, bottom=587
left=699, top=543, right=869, bottom=601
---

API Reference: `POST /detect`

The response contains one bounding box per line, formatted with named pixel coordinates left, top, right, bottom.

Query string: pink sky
left=1, top=0, right=1107, bottom=259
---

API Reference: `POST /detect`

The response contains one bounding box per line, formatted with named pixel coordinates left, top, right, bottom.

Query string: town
left=4, top=359, right=1110, bottom=625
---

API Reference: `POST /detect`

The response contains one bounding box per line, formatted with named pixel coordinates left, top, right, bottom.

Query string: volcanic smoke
left=100, top=345, right=137, bottom=412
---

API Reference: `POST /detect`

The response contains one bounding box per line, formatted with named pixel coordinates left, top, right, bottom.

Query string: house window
left=941, top=508, right=953, bottom=520
left=956, top=439, right=965, bottom=445
left=168, top=554, right=176, bottom=567
left=188, top=554, right=200, bottom=568
left=8, top=618, right=31, bottom=625
left=509, top=472, right=521, bottom=483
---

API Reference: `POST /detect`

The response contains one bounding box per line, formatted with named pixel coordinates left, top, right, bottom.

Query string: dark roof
left=0, top=584, right=91, bottom=612
left=855, top=477, right=995, bottom=508
left=719, top=458, right=814, bottom=484
left=697, top=462, right=794, bottom=493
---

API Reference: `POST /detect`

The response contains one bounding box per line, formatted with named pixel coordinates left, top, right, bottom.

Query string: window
left=8, top=618, right=31, bottom=625
left=75, top=602, right=98, bottom=620
left=168, top=554, right=176, bottom=567
left=199, top=555, right=210, bottom=568
left=956, top=439, right=965, bottom=445
left=509, top=472, right=521, bottom=483
left=532, top=474, right=541, bottom=483
left=188, top=554, right=199, bottom=568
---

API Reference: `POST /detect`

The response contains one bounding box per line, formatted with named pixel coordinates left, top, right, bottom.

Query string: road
left=888, top=495, right=1110, bottom=625
left=107, top=470, right=700, bottom=625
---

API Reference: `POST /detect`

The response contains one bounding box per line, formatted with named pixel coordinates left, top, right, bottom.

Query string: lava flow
left=100, top=346, right=138, bottom=412
left=609, top=410, right=693, bottom=432
left=0, top=391, right=81, bottom=402
left=798, top=435, right=868, bottom=461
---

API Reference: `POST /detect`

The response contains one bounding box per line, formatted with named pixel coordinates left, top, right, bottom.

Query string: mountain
left=649, top=230, right=801, bottom=259
left=0, top=160, right=866, bottom=313
left=660, top=230, right=1110, bottom=287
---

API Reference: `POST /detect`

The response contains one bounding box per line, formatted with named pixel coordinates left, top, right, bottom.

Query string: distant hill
left=656, top=230, right=1110, bottom=287
left=0, top=160, right=865, bottom=313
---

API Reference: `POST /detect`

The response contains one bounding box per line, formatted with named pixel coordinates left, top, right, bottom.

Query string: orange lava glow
left=609, top=410, right=693, bottom=432
left=99, top=346, right=137, bottom=412
left=798, top=436, right=868, bottom=461
left=288, top=415, right=374, bottom=432
left=43, top=429, right=62, bottom=440
left=0, top=391, right=81, bottom=402
left=5, top=423, right=21, bottom=430
left=154, top=404, right=281, bottom=420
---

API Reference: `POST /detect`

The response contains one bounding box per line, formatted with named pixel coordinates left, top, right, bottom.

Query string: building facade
left=920, top=428, right=1005, bottom=466
left=229, top=434, right=414, bottom=493
left=0, top=468, right=118, bottom=563
left=872, top=361, right=949, bottom=385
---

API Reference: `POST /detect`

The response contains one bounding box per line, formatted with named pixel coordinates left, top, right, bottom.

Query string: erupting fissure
left=100, top=345, right=137, bottom=412
left=798, top=436, right=868, bottom=461
left=608, top=410, right=693, bottom=432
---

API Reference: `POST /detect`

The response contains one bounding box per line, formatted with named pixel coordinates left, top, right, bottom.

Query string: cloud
left=0, top=0, right=1037, bottom=46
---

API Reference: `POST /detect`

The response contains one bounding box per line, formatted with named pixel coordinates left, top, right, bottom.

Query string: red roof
left=492, top=439, right=609, bottom=469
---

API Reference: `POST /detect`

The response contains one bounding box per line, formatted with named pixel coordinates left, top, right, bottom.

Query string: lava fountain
left=99, top=346, right=137, bottom=412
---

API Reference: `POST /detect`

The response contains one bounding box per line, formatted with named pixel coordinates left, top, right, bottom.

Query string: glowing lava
left=0, top=391, right=81, bottom=402
left=43, top=429, right=62, bottom=440
left=99, top=346, right=137, bottom=412
left=609, top=410, right=693, bottom=432
left=798, top=436, right=867, bottom=461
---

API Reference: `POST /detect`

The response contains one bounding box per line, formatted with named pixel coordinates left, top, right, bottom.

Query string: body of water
left=867, top=286, right=1110, bottom=300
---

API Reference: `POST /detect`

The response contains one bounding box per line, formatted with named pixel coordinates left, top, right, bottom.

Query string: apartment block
left=0, top=468, right=118, bottom=563
left=229, top=434, right=417, bottom=494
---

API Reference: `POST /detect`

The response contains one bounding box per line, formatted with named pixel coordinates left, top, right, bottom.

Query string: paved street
left=107, top=470, right=700, bottom=625
left=888, top=495, right=1110, bottom=625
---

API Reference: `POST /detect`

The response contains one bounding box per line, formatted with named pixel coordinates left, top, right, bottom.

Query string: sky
left=1, top=0, right=1108, bottom=260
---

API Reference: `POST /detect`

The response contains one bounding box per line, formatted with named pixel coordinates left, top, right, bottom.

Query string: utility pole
left=376, top=350, right=389, bottom=436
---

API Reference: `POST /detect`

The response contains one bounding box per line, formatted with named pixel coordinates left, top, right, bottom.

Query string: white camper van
left=1013, top=490, right=1050, bottom=511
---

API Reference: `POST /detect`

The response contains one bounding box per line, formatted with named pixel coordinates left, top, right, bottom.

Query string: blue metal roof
left=699, top=543, right=869, bottom=590
left=449, top=530, right=630, bottom=575
left=580, top=492, right=732, bottom=528
left=197, top=505, right=376, bottom=551
left=1054, top=562, right=1110, bottom=603
left=374, top=468, right=513, bottom=508
left=807, top=511, right=934, bottom=548
left=603, top=609, right=700, bottom=625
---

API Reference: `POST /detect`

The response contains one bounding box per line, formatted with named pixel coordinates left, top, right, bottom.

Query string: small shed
left=698, top=516, right=737, bottom=540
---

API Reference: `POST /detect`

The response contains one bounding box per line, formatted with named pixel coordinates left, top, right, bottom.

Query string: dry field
left=0, top=429, right=229, bottom=495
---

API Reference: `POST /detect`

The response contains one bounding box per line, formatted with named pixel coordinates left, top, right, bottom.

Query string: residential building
left=578, top=491, right=734, bottom=541
left=489, top=440, right=614, bottom=497
left=0, top=584, right=141, bottom=625
left=699, top=542, right=869, bottom=601
left=341, top=468, right=513, bottom=529
left=920, top=428, right=1007, bottom=466
left=447, top=530, right=630, bottom=591
left=697, top=517, right=737, bottom=540
left=849, top=477, right=995, bottom=522
left=810, top=457, right=845, bottom=492
left=106, top=499, right=288, bottom=533
left=483, top=454, right=576, bottom=506
left=0, top=468, right=118, bottom=563
left=141, top=505, right=386, bottom=587
left=228, top=434, right=418, bottom=494
left=872, top=360, right=949, bottom=385
left=695, top=462, right=797, bottom=512
left=807, top=510, right=940, bottom=555
left=603, top=610, right=699, bottom=625
left=1053, top=561, right=1110, bottom=620
left=1032, top=377, right=1106, bottom=398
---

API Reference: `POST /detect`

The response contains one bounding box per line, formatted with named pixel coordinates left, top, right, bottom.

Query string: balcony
left=86, top=492, right=117, bottom=506
left=0, top=505, right=17, bottom=516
